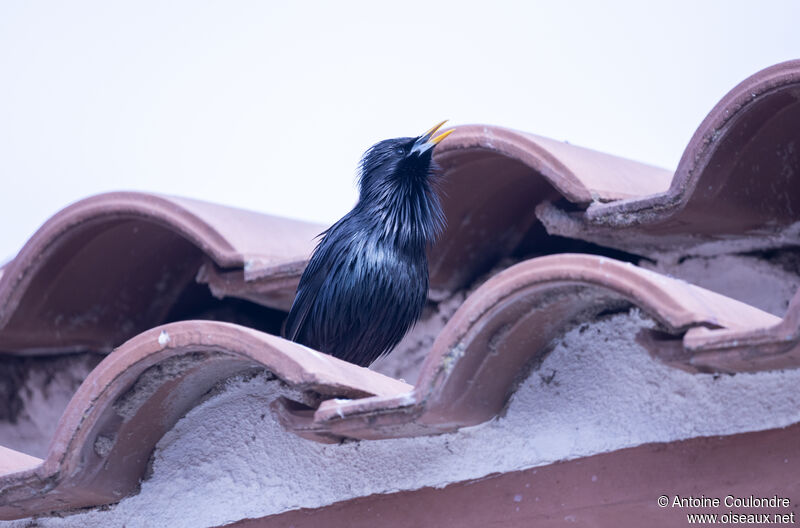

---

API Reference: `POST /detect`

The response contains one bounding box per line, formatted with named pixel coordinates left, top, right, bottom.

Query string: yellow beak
left=412, top=120, right=455, bottom=155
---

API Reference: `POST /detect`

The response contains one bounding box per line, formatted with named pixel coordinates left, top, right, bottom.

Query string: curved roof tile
left=0, top=254, right=780, bottom=518
left=664, top=287, right=800, bottom=373
left=2, top=64, right=796, bottom=348
left=427, top=125, right=670, bottom=293
left=0, top=135, right=678, bottom=353
left=590, top=59, right=800, bottom=228
left=275, top=254, right=780, bottom=441
left=0, top=321, right=410, bottom=519
left=435, top=125, right=672, bottom=202
left=538, top=59, right=800, bottom=255
left=0, top=192, right=322, bottom=354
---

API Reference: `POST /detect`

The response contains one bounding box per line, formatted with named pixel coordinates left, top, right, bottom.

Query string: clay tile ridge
left=0, top=321, right=411, bottom=520
left=0, top=132, right=675, bottom=354
left=274, top=254, right=780, bottom=442
left=417, top=61, right=800, bottom=293
left=0, top=253, right=782, bottom=519
left=8, top=58, right=792, bottom=350
left=535, top=59, right=800, bottom=255
left=675, top=286, right=800, bottom=373
left=0, top=191, right=323, bottom=354
left=425, top=123, right=671, bottom=293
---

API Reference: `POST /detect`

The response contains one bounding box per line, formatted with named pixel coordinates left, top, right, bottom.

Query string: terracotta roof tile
left=276, top=254, right=780, bottom=441
left=0, top=322, right=410, bottom=519
left=0, top=192, right=322, bottom=354
left=665, top=287, right=800, bottom=373
left=538, top=59, right=800, bottom=256
left=436, top=126, right=673, bottom=203
left=427, top=125, right=670, bottom=293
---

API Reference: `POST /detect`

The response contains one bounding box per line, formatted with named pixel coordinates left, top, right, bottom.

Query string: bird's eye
left=395, top=146, right=406, bottom=156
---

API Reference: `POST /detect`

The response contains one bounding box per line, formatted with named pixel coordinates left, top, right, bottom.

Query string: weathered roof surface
left=426, top=125, right=671, bottom=293
left=223, top=422, right=800, bottom=528
left=0, top=192, right=323, bottom=355
left=434, top=125, right=673, bottom=203
left=276, top=254, right=780, bottom=442
left=0, top=322, right=410, bottom=519
left=537, top=59, right=800, bottom=256
left=0, top=60, right=799, bottom=520
left=0, top=256, right=784, bottom=518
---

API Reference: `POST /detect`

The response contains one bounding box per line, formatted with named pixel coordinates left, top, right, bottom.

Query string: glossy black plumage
left=283, top=128, right=448, bottom=366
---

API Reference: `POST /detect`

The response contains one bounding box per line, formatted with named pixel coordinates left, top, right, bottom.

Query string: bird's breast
left=328, top=236, right=427, bottom=303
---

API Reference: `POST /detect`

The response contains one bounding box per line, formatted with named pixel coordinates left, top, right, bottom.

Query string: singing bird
left=284, top=121, right=454, bottom=366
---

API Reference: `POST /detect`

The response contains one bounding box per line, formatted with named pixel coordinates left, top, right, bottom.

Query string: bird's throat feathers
left=356, top=148, right=445, bottom=248
left=352, top=138, right=445, bottom=248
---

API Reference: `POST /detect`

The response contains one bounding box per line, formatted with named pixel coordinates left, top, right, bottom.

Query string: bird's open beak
left=410, top=120, right=454, bottom=156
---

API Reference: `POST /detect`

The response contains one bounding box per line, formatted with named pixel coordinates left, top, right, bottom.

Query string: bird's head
left=357, top=120, right=454, bottom=198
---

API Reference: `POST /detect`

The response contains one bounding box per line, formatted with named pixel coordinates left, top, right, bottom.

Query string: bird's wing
left=283, top=232, right=337, bottom=343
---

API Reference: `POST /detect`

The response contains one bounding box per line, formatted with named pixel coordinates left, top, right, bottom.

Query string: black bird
left=284, top=121, right=454, bottom=367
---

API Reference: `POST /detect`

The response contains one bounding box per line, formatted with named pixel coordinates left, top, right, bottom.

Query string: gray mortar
left=93, top=435, right=115, bottom=458
left=113, top=352, right=211, bottom=420
left=642, top=252, right=800, bottom=317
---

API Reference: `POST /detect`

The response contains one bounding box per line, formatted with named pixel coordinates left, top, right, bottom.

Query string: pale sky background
left=0, top=1, right=797, bottom=261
